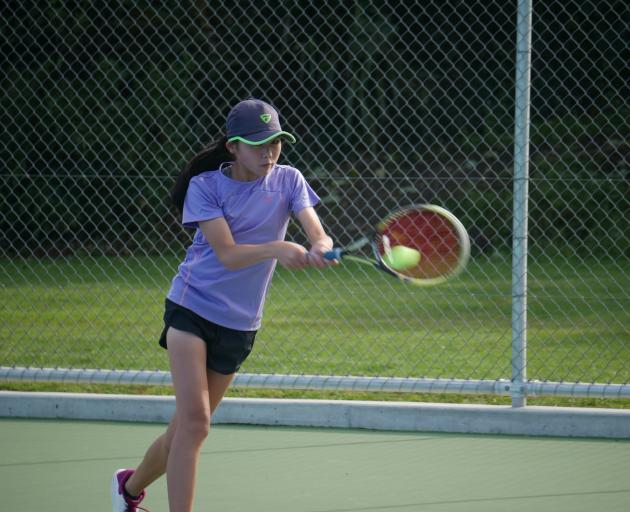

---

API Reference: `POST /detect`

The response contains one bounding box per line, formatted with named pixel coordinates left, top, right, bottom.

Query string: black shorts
left=158, top=299, right=257, bottom=375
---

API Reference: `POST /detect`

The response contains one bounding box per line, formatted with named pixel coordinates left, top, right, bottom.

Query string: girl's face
left=227, top=138, right=282, bottom=181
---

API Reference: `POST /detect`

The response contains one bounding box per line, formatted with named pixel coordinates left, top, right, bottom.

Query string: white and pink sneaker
left=110, top=469, right=148, bottom=512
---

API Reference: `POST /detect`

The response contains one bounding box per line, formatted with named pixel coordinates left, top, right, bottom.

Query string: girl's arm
left=199, top=218, right=309, bottom=270
left=295, top=207, right=336, bottom=268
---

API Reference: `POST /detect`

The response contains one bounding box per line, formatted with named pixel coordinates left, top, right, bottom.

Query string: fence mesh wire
left=1, top=1, right=628, bottom=395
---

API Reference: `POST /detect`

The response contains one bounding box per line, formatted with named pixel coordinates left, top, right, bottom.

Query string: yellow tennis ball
left=382, top=245, right=421, bottom=271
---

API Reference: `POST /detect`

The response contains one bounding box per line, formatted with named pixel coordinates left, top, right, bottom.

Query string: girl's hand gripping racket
left=324, top=204, right=471, bottom=286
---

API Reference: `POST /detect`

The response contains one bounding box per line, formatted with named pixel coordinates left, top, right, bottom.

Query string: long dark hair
left=171, top=136, right=231, bottom=213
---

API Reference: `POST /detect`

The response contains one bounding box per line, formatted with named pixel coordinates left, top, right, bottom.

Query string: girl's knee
left=177, top=409, right=211, bottom=441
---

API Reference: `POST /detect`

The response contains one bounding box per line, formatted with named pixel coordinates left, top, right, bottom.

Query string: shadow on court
left=1, top=418, right=629, bottom=512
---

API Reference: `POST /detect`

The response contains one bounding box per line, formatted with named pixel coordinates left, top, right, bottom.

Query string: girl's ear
left=226, top=140, right=237, bottom=155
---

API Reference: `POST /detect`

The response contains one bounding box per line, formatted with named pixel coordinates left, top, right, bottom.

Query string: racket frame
left=326, top=204, right=470, bottom=286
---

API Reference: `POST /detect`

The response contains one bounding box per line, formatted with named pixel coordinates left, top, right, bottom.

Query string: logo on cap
left=260, top=114, right=272, bottom=123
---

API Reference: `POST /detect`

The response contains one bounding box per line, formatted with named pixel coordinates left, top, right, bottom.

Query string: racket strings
left=377, top=207, right=466, bottom=280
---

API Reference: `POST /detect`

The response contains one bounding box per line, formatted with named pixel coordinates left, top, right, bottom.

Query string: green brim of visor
left=227, top=131, right=297, bottom=145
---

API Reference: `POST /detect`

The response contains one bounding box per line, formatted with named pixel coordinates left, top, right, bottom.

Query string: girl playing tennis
left=111, top=98, right=335, bottom=512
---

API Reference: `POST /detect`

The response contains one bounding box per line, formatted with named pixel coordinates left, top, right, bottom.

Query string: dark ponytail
left=171, top=136, right=231, bottom=213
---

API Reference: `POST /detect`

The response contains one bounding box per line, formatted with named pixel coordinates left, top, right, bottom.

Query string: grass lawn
left=1, top=253, right=628, bottom=405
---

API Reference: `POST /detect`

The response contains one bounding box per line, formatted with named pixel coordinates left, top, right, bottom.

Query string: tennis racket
left=324, top=204, right=470, bottom=286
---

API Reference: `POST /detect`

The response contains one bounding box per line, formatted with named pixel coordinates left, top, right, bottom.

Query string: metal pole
left=511, top=0, right=533, bottom=408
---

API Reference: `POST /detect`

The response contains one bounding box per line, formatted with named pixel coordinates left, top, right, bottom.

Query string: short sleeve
left=182, top=175, right=224, bottom=228
left=289, top=169, right=320, bottom=213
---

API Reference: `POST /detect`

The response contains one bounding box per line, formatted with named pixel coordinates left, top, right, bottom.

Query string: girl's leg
left=123, top=416, right=177, bottom=497
left=163, top=327, right=211, bottom=512
left=123, top=329, right=236, bottom=508
left=205, top=368, right=235, bottom=413
left=125, top=369, right=234, bottom=497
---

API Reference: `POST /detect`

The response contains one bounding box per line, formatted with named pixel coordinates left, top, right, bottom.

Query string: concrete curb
left=1, top=391, right=629, bottom=438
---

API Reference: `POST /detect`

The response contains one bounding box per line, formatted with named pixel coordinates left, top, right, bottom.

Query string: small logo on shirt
left=260, top=114, right=272, bottom=123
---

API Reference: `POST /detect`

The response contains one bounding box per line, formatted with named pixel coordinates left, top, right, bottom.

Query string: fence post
left=511, top=0, right=533, bottom=408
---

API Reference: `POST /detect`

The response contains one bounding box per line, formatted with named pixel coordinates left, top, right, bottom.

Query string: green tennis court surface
left=1, top=418, right=629, bottom=512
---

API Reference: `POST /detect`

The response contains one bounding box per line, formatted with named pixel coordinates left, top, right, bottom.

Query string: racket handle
left=323, top=248, right=343, bottom=260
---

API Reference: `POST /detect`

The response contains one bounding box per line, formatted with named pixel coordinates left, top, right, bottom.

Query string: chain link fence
left=1, top=1, right=628, bottom=400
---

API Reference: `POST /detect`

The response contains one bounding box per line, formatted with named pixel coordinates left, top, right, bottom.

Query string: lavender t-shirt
left=167, top=164, right=320, bottom=330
